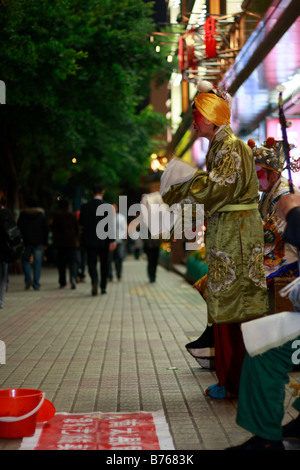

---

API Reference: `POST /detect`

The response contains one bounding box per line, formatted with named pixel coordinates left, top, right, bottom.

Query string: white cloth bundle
left=242, top=280, right=300, bottom=356
left=160, top=158, right=197, bottom=196
left=141, top=159, right=204, bottom=248
left=241, top=311, right=300, bottom=357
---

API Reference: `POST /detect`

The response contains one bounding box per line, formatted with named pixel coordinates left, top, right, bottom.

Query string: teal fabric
left=187, top=257, right=208, bottom=282
left=236, top=336, right=300, bottom=440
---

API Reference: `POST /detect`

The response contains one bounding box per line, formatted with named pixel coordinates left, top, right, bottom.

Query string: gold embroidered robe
left=162, top=126, right=269, bottom=324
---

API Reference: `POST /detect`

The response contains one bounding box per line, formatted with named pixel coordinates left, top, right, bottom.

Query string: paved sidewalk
left=0, top=256, right=299, bottom=450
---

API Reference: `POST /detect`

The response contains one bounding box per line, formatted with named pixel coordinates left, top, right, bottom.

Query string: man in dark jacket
left=79, top=185, right=116, bottom=296
left=18, top=197, right=48, bottom=290
left=52, top=197, right=79, bottom=290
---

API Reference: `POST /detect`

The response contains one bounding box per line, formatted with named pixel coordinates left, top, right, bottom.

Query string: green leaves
left=1, top=0, right=169, bottom=207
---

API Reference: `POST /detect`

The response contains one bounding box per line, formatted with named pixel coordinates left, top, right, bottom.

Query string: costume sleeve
left=161, top=139, right=257, bottom=217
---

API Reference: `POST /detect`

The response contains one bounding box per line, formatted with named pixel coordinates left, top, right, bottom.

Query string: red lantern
left=178, top=36, right=184, bottom=74
left=204, top=17, right=217, bottom=58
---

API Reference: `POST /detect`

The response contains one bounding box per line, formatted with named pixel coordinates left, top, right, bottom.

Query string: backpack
left=0, top=209, right=24, bottom=263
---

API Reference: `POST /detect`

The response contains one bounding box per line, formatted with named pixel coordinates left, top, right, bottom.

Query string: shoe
left=195, top=357, right=216, bottom=369
left=185, top=325, right=215, bottom=358
left=101, top=290, right=107, bottom=295
left=92, top=283, right=98, bottom=296
left=71, top=282, right=76, bottom=290
left=205, top=383, right=237, bottom=399
left=25, top=283, right=31, bottom=290
left=282, top=415, right=300, bottom=440
left=226, top=435, right=285, bottom=450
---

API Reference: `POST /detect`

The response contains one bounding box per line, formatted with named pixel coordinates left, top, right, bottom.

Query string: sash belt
left=219, top=203, right=258, bottom=212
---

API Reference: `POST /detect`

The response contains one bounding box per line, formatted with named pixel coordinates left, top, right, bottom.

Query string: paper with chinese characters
left=19, top=411, right=175, bottom=450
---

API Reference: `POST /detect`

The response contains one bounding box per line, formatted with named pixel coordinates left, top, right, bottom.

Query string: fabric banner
left=19, top=410, right=175, bottom=451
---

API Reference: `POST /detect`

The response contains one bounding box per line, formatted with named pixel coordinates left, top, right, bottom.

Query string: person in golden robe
left=160, top=81, right=269, bottom=399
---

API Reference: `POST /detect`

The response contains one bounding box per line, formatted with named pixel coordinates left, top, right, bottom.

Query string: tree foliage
left=0, top=0, right=171, bottom=209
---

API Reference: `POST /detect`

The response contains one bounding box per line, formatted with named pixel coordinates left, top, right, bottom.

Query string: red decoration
left=266, top=136, right=275, bottom=147
left=247, top=139, right=256, bottom=149
left=178, top=18, right=219, bottom=74
left=178, top=28, right=197, bottom=74
left=204, top=17, right=217, bottom=58
left=178, top=36, right=184, bottom=74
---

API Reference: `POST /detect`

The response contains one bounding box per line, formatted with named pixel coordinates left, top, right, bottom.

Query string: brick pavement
left=0, top=256, right=299, bottom=450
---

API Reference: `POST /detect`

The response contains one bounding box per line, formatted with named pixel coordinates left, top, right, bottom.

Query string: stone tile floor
left=0, top=256, right=299, bottom=451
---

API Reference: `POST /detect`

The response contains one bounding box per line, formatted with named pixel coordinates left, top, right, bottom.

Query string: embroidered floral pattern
left=207, top=249, right=236, bottom=293
left=214, top=129, right=227, bottom=143
left=206, top=213, right=219, bottom=229
left=209, top=147, right=242, bottom=186
left=248, top=247, right=267, bottom=289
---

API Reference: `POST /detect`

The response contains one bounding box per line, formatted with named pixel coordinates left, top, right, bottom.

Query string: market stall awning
left=166, top=0, right=300, bottom=156
left=224, top=0, right=300, bottom=135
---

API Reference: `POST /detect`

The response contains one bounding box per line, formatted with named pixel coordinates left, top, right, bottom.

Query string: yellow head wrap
left=194, top=92, right=231, bottom=127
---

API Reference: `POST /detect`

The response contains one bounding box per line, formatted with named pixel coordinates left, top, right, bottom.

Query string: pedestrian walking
left=108, top=203, right=127, bottom=281
left=143, top=236, right=161, bottom=283
left=51, top=197, right=80, bottom=289
left=129, top=211, right=143, bottom=260
left=0, top=198, right=11, bottom=308
left=79, top=184, right=116, bottom=295
left=18, top=196, right=48, bottom=291
left=76, top=209, right=86, bottom=283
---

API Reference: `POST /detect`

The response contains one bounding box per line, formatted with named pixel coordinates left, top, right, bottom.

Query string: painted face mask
left=256, top=165, right=269, bottom=192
